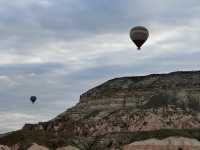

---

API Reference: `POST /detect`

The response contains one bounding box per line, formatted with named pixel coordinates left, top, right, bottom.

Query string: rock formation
left=0, top=144, right=79, bottom=150
left=1, top=71, right=200, bottom=149
left=123, top=136, right=200, bottom=150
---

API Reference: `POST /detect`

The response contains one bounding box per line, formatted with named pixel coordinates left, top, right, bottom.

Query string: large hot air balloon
left=30, top=96, right=37, bottom=104
left=130, top=26, right=149, bottom=50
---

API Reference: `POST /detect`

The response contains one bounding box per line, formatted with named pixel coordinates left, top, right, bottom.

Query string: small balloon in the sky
left=30, top=96, right=37, bottom=104
left=130, top=26, right=149, bottom=50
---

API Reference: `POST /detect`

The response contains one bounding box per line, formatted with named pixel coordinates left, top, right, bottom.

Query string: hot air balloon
left=130, top=26, right=149, bottom=50
left=30, top=96, right=37, bottom=104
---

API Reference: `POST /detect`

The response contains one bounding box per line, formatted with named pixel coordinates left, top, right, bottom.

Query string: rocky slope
left=1, top=71, right=200, bottom=149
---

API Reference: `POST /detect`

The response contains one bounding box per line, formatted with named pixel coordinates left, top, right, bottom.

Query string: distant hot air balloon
left=130, top=26, right=149, bottom=50
left=30, top=96, right=37, bottom=104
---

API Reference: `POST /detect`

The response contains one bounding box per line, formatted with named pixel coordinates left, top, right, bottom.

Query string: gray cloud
left=0, top=0, right=199, bottom=54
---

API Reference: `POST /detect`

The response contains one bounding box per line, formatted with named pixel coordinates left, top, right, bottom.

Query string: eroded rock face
left=27, top=143, right=49, bottom=150
left=3, top=71, right=200, bottom=149
left=0, top=145, right=10, bottom=150
left=0, top=144, right=80, bottom=150
left=0, top=144, right=20, bottom=150
left=73, top=108, right=200, bottom=137
left=55, top=71, right=200, bottom=122
left=35, top=72, right=200, bottom=137
left=123, top=137, right=200, bottom=150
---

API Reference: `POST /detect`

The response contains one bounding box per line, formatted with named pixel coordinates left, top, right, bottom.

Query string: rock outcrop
left=27, top=143, right=49, bottom=150
left=123, top=136, right=200, bottom=150
left=2, top=71, right=200, bottom=149
left=0, top=145, right=10, bottom=150
left=0, top=144, right=79, bottom=150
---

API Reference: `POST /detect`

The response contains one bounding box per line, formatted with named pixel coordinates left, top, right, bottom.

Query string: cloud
left=0, top=111, right=48, bottom=133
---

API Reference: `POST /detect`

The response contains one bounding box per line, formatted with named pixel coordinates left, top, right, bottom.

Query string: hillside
left=1, top=71, right=200, bottom=149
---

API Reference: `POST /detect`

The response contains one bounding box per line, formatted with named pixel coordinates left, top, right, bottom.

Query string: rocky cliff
left=1, top=71, right=200, bottom=149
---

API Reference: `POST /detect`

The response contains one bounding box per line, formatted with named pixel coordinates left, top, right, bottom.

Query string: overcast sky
left=0, top=0, right=200, bottom=133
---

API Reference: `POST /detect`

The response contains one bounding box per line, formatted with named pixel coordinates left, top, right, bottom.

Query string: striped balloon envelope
left=130, top=26, right=149, bottom=50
